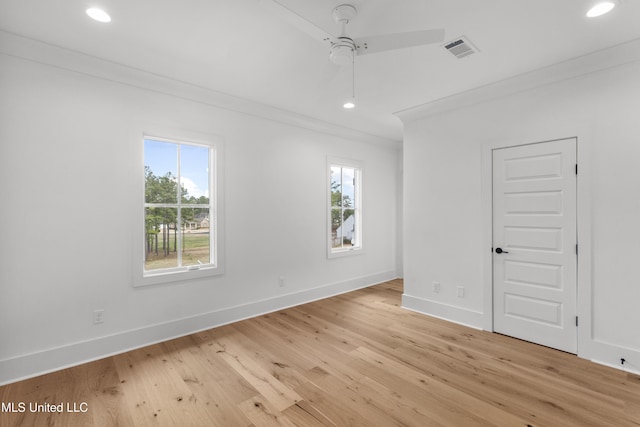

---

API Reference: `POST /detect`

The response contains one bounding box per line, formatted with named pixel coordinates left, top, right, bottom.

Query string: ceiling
left=2, top=0, right=640, bottom=141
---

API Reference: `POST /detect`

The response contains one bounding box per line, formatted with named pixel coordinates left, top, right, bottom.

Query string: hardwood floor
left=2, top=279, right=640, bottom=426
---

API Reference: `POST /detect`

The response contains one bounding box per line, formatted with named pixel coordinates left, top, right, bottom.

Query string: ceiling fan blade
left=260, top=0, right=336, bottom=44
left=354, top=29, right=445, bottom=56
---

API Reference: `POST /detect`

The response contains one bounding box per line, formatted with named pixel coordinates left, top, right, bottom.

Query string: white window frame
left=327, top=157, right=363, bottom=259
left=134, top=130, right=224, bottom=287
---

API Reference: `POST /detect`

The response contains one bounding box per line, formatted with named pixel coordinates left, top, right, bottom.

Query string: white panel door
left=493, top=138, right=577, bottom=353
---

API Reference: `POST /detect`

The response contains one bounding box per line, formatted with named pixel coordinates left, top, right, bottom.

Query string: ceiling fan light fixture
left=86, top=7, right=111, bottom=23
left=586, top=1, right=617, bottom=17
left=330, top=38, right=356, bottom=66
left=330, top=47, right=353, bottom=66
left=343, top=101, right=355, bottom=109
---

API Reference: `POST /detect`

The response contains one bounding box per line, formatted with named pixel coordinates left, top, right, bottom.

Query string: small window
left=136, top=134, right=223, bottom=286
left=328, top=158, right=362, bottom=258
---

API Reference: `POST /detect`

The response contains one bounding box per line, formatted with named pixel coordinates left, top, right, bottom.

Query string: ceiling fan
left=261, top=1, right=445, bottom=67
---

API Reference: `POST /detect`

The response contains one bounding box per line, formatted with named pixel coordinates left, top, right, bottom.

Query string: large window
left=136, top=134, right=222, bottom=286
left=328, top=158, right=362, bottom=258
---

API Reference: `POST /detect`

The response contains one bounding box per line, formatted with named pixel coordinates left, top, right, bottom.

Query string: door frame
left=481, top=135, right=593, bottom=358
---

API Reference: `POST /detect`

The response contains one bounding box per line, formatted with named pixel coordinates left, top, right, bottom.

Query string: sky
left=331, top=165, right=355, bottom=202
left=144, top=138, right=209, bottom=199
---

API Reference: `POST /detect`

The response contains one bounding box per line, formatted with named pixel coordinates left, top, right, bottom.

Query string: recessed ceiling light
left=586, top=1, right=616, bottom=17
left=86, top=7, right=111, bottom=23
left=343, top=101, right=355, bottom=109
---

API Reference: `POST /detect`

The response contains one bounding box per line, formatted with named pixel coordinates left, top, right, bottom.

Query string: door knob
left=495, top=247, right=509, bottom=254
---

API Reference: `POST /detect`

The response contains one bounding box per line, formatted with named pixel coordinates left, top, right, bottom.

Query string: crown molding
left=395, top=37, right=640, bottom=123
left=0, top=30, right=399, bottom=148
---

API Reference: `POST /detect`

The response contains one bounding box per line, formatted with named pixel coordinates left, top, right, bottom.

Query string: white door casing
left=493, top=138, right=577, bottom=353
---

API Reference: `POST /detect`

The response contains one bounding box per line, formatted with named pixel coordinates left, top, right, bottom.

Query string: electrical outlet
left=433, top=281, right=440, bottom=293
left=279, top=276, right=286, bottom=287
left=93, top=309, right=105, bottom=324
left=457, top=286, right=465, bottom=298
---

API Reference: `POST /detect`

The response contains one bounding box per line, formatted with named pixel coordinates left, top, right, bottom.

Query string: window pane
left=342, top=167, right=355, bottom=208
left=180, top=145, right=210, bottom=204
left=332, top=207, right=343, bottom=249
left=343, top=209, right=355, bottom=246
left=145, top=139, right=178, bottom=203
left=144, top=207, right=178, bottom=270
left=330, top=166, right=342, bottom=207
left=181, top=207, right=211, bottom=266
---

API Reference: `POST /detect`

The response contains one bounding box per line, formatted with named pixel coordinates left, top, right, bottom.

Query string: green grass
left=144, top=230, right=211, bottom=270
left=182, top=233, right=209, bottom=249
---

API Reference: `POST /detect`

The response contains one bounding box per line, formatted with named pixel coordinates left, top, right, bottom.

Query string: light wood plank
left=207, top=330, right=303, bottom=412
left=237, top=395, right=297, bottom=427
left=159, top=336, right=254, bottom=426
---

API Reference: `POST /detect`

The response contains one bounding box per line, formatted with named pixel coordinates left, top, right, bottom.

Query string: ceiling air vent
left=444, top=36, right=478, bottom=59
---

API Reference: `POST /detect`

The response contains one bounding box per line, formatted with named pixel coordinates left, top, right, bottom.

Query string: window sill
left=133, top=265, right=223, bottom=287
left=328, top=247, right=363, bottom=259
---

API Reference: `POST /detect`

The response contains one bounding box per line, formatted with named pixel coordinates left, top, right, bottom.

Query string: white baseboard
left=401, top=294, right=484, bottom=330
left=586, top=338, right=640, bottom=376
left=0, top=271, right=397, bottom=386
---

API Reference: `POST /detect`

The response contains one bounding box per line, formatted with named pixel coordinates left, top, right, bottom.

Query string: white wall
left=0, top=35, right=400, bottom=384
left=399, top=39, right=640, bottom=373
